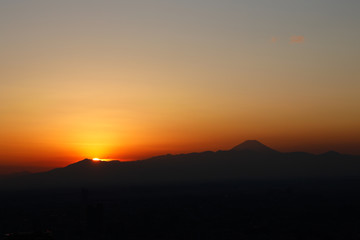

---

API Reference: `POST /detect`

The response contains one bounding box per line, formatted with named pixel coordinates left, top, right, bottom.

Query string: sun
left=92, top=158, right=101, bottom=161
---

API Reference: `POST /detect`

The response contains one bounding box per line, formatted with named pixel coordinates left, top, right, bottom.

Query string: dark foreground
left=2, top=179, right=360, bottom=240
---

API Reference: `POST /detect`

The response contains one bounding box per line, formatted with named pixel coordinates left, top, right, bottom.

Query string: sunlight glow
left=92, top=158, right=101, bottom=161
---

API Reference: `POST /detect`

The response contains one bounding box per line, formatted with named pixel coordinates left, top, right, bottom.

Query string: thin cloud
left=290, top=36, right=304, bottom=43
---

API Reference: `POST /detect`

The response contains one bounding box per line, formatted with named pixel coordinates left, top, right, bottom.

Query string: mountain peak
left=231, top=140, right=279, bottom=153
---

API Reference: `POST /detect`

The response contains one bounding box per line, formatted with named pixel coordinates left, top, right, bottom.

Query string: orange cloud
left=290, top=36, right=304, bottom=43
left=271, top=37, right=278, bottom=43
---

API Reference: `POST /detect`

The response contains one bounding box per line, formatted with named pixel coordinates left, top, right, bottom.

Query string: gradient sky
left=1, top=0, right=359, bottom=173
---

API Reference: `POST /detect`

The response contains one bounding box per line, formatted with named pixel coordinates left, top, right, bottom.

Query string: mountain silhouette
left=1, top=140, right=360, bottom=189
left=63, top=158, right=120, bottom=170
left=231, top=140, right=279, bottom=154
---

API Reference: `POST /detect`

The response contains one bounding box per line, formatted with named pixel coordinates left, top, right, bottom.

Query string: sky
left=1, top=0, right=359, bottom=173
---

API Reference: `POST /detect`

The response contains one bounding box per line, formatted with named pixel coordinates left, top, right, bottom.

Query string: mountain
left=1, top=141, right=360, bottom=189
left=231, top=140, right=279, bottom=154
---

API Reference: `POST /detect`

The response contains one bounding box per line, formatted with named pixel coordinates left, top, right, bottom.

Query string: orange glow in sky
left=0, top=1, right=359, bottom=173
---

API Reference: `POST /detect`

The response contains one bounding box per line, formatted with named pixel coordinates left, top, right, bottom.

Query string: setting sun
left=1, top=1, right=359, bottom=239
left=0, top=0, right=359, bottom=173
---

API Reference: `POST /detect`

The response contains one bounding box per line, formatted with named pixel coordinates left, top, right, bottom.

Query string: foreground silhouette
left=1, top=140, right=360, bottom=239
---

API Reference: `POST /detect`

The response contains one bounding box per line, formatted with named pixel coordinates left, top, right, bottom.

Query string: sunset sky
left=1, top=0, right=359, bottom=173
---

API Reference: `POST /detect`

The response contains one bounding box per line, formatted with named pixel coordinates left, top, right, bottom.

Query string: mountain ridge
left=1, top=140, right=360, bottom=189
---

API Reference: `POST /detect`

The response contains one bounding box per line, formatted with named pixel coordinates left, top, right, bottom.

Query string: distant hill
left=1, top=140, right=360, bottom=189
